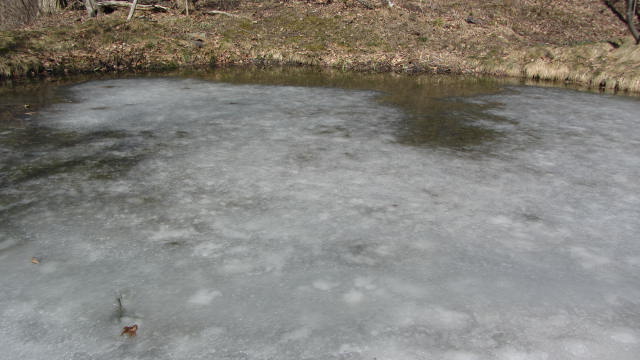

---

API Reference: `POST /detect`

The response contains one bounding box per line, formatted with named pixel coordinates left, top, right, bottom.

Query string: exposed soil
left=1, top=0, right=639, bottom=92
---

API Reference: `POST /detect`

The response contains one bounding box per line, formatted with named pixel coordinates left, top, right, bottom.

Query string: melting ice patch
left=1, top=79, right=640, bottom=360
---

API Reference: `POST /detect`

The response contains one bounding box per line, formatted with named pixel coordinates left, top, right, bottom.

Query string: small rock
left=465, top=16, right=485, bottom=25
left=191, top=39, right=204, bottom=49
left=187, top=32, right=206, bottom=41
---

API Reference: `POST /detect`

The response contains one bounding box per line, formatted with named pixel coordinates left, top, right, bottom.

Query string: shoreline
left=1, top=1, right=639, bottom=94
left=2, top=53, right=638, bottom=96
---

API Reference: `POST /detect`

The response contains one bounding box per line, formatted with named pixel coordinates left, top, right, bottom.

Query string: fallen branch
left=126, top=0, right=138, bottom=21
left=97, top=1, right=169, bottom=12
left=205, top=10, right=250, bottom=19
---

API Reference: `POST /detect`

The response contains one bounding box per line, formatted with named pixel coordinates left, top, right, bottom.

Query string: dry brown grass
left=0, top=0, right=639, bottom=92
left=477, top=36, right=640, bottom=93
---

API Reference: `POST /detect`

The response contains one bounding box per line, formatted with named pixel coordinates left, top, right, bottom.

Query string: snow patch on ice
left=343, top=289, right=365, bottom=305
left=354, top=276, right=376, bottom=290
left=610, top=329, right=638, bottom=344
left=188, top=289, right=222, bottom=305
left=280, top=327, right=312, bottom=342
left=494, top=348, right=549, bottom=360
left=394, top=304, right=471, bottom=330
left=443, top=351, right=481, bottom=360
left=312, top=280, right=339, bottom=291
left=569, top=246, right=611, bottom=269
left=221, top=259, right=254, bottom=274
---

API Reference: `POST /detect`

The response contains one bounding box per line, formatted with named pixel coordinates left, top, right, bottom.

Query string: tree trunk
left=628, top=0, right=640, bottom=43
left=85, top=0, right=98, bottom=17
left=38, top=0, right=62, bottom=14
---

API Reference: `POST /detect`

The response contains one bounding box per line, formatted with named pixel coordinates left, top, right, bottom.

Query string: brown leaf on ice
left=31, top=257, right=40, bottom=264
left=121, top=324, right=138, bottom=337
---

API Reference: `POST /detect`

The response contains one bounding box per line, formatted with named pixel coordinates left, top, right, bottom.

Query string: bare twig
left=115, top=295, right=125, bottom=319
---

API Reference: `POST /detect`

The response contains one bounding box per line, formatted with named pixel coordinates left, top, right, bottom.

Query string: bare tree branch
left=604, top=0, right=627, bottom=23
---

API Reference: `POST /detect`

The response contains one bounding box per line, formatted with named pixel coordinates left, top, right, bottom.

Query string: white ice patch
left=188, top=289, right=222, bottom=305
left=443, top=351, right=481, bottom=360
left=221, top=258, right=254, bottom=274
left=38, top=261, right=58, bottom=274
left=312, top=280, right=339, bottom=291
left=610, top=329, right=638, bottom=344
left=354, top=276, right=376, bottom=290
left=569, top=246, right=611, bottom=269
left=561, top=339, right=590, bottom=357
left=280, top=326, right=312, bottom=342
left=494, top=348, right=549, bottom=360
left=394, top=304, right=471, bottom=330
left=192, top=241, right=222, bottom=257
left=343, top=289, right=365, bottom=305
left=0, top=237, right=19, bottom=251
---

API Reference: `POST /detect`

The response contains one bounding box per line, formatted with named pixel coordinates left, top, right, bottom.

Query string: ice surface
left=1, top=78, right=640, bottom=360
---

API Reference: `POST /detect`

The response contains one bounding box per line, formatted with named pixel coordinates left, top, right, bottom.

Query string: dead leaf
left=31, top=257, right=40, bottom=264
left=121, top=324, right=138, bottom=337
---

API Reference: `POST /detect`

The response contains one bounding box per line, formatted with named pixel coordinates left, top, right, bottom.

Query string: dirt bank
left=1, top=0, right=639, bottom=92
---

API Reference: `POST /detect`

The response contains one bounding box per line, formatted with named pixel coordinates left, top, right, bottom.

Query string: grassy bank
left=1, top=0, right=639, bottom=93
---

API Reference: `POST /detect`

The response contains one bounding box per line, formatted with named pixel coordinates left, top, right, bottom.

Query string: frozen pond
left=1, top=71, right=640, bottom=360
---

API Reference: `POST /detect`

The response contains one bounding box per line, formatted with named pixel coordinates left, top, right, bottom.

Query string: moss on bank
left=0, top=0, right=638, bottom=93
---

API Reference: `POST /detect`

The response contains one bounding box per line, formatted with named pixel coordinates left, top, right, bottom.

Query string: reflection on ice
left=1, top=78, right=640, bottom=360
